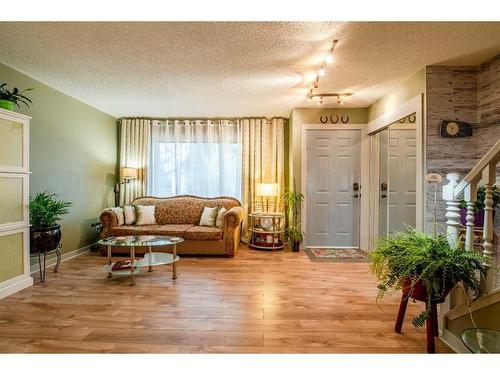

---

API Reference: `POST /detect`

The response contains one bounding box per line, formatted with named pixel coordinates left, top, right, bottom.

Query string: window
left=148, top=121, right=242, bottom=199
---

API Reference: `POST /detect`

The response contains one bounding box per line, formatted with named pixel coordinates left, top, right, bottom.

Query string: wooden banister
left=453, top=138, right=500, bottom=196
left=442, top=138, right=499, bottom=293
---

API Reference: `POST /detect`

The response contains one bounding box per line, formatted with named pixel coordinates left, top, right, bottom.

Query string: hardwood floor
left=0, top=245, right=453, bottom=353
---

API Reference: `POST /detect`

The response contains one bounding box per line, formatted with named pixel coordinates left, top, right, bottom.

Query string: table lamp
left=256, top=183, right=279, bottom=212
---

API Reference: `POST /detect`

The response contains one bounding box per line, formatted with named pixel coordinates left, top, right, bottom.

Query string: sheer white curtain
left=148, top=120, right=242, bottom=199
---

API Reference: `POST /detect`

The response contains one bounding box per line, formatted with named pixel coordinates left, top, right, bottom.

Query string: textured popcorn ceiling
left=0, top=22, right=499, bottom=118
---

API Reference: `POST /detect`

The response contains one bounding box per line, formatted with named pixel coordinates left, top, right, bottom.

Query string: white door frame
left=367, top=94, right=425, bottom=248
left=301, top=123, right=369, bottom=250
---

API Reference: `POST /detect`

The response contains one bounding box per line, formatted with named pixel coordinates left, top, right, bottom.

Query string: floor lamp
left=114, top=167, right=138, bottom=206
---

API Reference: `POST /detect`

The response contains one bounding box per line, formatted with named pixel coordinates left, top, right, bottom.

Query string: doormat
left=304, top=248, right=369, bottom=263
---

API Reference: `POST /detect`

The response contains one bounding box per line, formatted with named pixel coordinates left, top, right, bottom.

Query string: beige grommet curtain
left=119, top=118, right=151, bottom=205
left=240, top=118, right=285, bottom=242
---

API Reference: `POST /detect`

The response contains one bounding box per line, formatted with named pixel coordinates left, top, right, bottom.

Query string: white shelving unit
left=0, top=108, right=33, bottom=299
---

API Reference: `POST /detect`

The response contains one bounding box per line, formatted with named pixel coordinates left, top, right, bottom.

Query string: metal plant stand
left=30, top=244, right=62, bottom=283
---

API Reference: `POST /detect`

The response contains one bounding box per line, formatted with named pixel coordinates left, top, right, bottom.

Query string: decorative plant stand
left=30, top=244, right=62, bottom=283
left=394, top=280, right=451, bottom=354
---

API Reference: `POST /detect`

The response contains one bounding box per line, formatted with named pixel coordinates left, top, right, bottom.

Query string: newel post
left=442, top=173, right=461, bottom=248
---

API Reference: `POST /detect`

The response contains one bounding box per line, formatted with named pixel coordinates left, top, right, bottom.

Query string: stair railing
left=443, top=138, right=500, bottom=291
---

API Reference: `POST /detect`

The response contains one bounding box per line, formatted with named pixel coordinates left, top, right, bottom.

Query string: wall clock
left=439, top=120, right=473, bottom=138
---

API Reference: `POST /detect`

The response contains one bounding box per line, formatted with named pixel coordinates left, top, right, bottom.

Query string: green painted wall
left=0, top=63, right=117, bottom=266
left=367, top=68, right=426, bottom=121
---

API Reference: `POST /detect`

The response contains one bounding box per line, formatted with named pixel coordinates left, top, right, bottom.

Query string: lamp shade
left=256, top=183, right=279, bottom=197
left=122, top=167, right=138, bottom=180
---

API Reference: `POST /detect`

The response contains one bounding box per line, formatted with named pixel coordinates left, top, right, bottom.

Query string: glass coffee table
left=98, top=235, right=183, bottom=285
left=462, top=328, right=500, bottom=353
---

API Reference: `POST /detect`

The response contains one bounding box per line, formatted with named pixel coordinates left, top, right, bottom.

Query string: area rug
left=304, top=248, right=369, bottom=263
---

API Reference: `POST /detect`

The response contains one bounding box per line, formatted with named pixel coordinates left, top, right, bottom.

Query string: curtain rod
left=117, top=116, right=289, bottom=121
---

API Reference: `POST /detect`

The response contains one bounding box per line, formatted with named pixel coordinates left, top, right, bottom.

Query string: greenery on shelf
left=370, top=227, right=490, bottom=327
left=0, top=83, right=33, bottom=108
left=29, top=191, right=72, bottom=227
left=282, top=182, right=305, bottom=245
left=458, top=185, right=499, bottom=213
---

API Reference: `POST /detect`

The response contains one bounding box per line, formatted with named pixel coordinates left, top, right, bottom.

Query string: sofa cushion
left=109, top=225, right=145, bottom=236
left=184, top=226, right=223, bottom=241
left=145, top=224, right=194, bottom=236
left=110, top=224, right=194, bottom=237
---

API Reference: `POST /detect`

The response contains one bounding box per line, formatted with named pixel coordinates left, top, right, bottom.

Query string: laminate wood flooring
left=0, top=245, right=453, bottom=353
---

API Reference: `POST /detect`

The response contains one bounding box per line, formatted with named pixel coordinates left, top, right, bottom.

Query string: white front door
left=306, top=129, right=361, bottom=248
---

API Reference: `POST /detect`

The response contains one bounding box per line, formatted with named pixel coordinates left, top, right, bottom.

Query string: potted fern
left=29, top=192, right=72, bottom=254
left=0, top=83, right=33, bottom=111
left=370, top=228, right=490, bottom=327
left=283, top=182, right=304, bottom=252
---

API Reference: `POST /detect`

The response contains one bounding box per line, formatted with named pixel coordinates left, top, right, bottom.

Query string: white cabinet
left=0, top=108, right=32, bottom=299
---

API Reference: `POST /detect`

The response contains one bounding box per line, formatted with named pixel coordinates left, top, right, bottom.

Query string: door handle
left=351, top=193, right=359, bottom=198
left=381, top=194, right=387, bottom=198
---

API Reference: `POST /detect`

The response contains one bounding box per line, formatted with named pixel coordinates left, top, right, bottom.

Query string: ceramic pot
left=30, top=224, right=62, bottom=254
left=0, top=99, right=15, bottom=111
left=459, top=208, right=495, bottom=227
left=292, top=240, right=300, bottom=252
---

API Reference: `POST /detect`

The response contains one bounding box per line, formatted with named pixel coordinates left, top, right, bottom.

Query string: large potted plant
left=370, top=228, right=489, bottom=327
left=283, top=182, right=304, bottom=252
left=459, top=185, right=499, bottom=227
left=29, top=192, right=72, bottom=254
left=0, top=83, right=32, bottom=111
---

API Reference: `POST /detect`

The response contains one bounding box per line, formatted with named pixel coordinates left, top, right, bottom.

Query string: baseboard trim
left=0, top=275, right=33, bottom=299
left=30, top=243, right=93, bottom=275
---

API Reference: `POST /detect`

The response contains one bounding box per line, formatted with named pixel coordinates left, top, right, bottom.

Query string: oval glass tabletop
left=462, top=328, right=500, bottom=353
left=98, top=235, right=184, bottom=247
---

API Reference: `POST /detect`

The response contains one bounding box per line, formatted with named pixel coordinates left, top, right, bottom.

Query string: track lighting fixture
left=306, top=39, right=353, bottom=103
left=308, top=92, right=353, bottom=105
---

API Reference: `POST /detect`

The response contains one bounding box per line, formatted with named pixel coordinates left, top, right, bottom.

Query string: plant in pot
left=283, top=182, right=304, bottom=252
left=459, top=185, right=499, bottom=227
left=0, top=83, right=33, bottom=111
left=370, top=227, right=490, bottom=328
left=29, top=191, right=72, bottom=254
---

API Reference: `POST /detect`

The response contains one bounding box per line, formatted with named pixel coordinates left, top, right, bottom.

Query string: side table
left=249, top=212, right=285, bottom=251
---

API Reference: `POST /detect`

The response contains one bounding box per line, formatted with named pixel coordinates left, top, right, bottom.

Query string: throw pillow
left=134, top=205, right=157, bottom=225
left=122, top=205, right=136, bottom=225
left=199, top=206, right=220, bottom=227
left=216, top=207, right=227, bottom=229
left=109, top=207, right=124, bottom=226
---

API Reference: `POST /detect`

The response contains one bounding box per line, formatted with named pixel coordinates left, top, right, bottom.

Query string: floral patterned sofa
left=99, top=195, right=243, bottom=257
